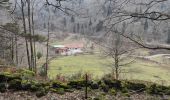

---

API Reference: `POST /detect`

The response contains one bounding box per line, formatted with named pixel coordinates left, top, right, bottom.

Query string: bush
left=54, top=88, right=65, bottom=95
left=124, top=81, right=146, bottom=92
left=17, top=69, right=35, bottom=80
left=68, top=80, right=86, bottom=89
left=21, top=80, right=32, bottom=90
left=0, top=83, right=6, bottom=93
left=50, top=88, right=65, bottom=95
left=103, top=79, right=122, bottom=90
left=109, top=89, right=117, bottom=95
left=30, top=84, right=39, bottom=92
left=147, top=84, right=170, bottom=95
left=0, top=72, right=21, bottom=82
left=90, top=82, right=99, bottom=89
left=101, top=82, right=109, bottom=92
left=39, top=67, right=46, bottom=77
left=123, top=93, right=130, bottom=97
left=37, top=52, right=43, bottom=59
left=121, top=87, right=128, bottom=93
left=0, top=72, right=10, bottom=82
left=8, top=79, right=22, bottom=90
left=36, top=87, right=47, bottom=98
left=52, top=81, right=69, bottom=89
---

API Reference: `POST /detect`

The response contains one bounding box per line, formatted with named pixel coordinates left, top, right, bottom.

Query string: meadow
left=48, top=54, right=170, bottom=85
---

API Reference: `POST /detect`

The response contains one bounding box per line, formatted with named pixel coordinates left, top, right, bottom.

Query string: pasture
left=48, top=54, right=170, bottom=85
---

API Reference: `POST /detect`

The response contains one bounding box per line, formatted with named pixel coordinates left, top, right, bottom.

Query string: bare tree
left=45, top=11, right=50, bottom=77
left=20, top=0, right=31, bottom=69
left=103, top=0, right=170, bottom=50
left=100, top=28, right=135, bottom=80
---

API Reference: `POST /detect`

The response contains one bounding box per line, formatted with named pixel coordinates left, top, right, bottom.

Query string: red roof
left=64, top=43, right=84, bottom=48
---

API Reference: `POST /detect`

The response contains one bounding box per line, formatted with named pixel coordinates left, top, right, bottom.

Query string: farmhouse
left=53, top=43, right=84, bottom=55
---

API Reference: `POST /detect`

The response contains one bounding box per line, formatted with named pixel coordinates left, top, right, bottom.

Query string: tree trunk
left=21, top=0, right=31, bottom=69
left=27, top=0, right=34, bottom=71
left=15, top=34, right=18, bottom=66
left=45, top=16, right=50, bottom=77
left=32, top=4, right=37, bottom=73
left=11, top=36, right=14, bottom=64
left=114, top=48, right=119, bottom=80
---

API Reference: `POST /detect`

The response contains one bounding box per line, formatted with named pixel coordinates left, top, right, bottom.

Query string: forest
left=0, top=0, right=170, bottom=100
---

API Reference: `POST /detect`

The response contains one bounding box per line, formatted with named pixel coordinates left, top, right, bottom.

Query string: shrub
left=123, top=93, right=130, bottom=97
left=56, top=88, right=65, bottom=95
left=124, top=81, right=146, bottom=92
left=8, top=79, right=22, bottom=90
left=147, top=84, right=170, bottom=95
left=0, top=83, right=6, bottom=93
left=68, top=80, right=86, bottom=89
left=0, top=72, right=20, bottom=82
left=121, top=87, right=128, bottom=93
left=50, top=88, right=65, bottom=95
left=93, top=97, right=100, bottom=100
left=103, top=79, right=122, bottom=90
left=0, top=72, right=9, bottom=82
left=52, top=81, right=69, bottom=89
left=30, top=84, right=39, bottom=92
left=17, top=69, right=35, bottom=80
left=109, top=89, right=117, bottom=95
left=37, top=52, right=43, bottom=59
left=90, top=82, right=99, bottom=89
left=21, top=80, right=32, bottom=90
left=39, top=67, right=46, bottom=77
left=36, top=87, right=47, bottom=98
left=101, top=82, right=109, bottom=92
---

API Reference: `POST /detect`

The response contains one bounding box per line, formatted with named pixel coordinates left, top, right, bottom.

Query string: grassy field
left=48, top=53, right=170, bottom=85
left=48, top=55, right=112, bottom=79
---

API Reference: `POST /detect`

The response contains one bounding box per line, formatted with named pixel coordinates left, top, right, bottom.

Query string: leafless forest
left=0, top=0, right=170, bottom=100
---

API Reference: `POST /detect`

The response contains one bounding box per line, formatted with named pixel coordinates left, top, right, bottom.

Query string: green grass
left=124, top=59, right=170, bottom=85
left=48, top=54, right=170, bottom=85
left=48, top=54, right=112, bottom=79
